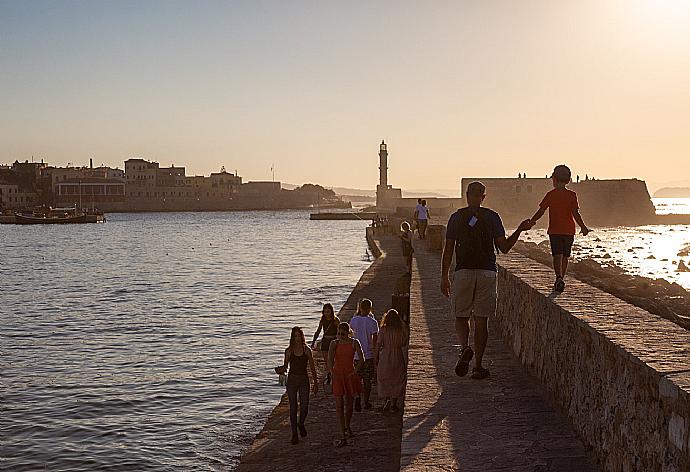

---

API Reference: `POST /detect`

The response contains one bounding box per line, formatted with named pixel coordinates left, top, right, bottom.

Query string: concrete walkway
left=236, top=234, right=407, bottom=472
left=401, top=242, right=596, bottom=471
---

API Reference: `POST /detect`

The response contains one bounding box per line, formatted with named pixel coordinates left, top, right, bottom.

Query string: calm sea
left=1, top=211, right=370, bottom=471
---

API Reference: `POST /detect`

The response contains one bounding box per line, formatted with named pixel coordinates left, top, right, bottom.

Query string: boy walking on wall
left=530, top=165, right=590, bottom=292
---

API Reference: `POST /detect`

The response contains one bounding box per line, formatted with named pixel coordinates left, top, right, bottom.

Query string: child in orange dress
left=327, top=321, right=364, bottom=447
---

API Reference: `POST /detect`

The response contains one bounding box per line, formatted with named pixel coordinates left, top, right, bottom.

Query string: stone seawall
left=495, top=253, right=690, bottom=471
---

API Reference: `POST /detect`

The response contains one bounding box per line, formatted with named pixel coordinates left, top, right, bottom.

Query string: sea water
left=1, top=211, right=370, bottom=471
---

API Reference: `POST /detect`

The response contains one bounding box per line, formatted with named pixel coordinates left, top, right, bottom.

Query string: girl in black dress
left=282, top=326, right=318, bottom=444
left=310, top=303, right=340, bottom=367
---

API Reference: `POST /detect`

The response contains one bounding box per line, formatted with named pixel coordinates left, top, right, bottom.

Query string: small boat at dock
left=12, top=207, right=105, bottom=224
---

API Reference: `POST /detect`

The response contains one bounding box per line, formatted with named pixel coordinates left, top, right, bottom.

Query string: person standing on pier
left=414, top=199, right=430, bottom=239
left=281, top=327, right=319, bottom=445
left=350, top=298, right=379, bottom=411
left=441, top=181, right=534, bottom=379
left=328, top=322, right=364, bottom=447
left=400, top=222, right=414, bottom=274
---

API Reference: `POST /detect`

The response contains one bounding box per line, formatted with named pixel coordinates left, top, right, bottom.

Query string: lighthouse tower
left=379, top=140, right=388, bottom=189
left=375, top=140, right=401, bottom=210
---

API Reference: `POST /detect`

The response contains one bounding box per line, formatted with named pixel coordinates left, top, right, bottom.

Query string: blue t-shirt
left=446, top=206, right=505, bottom=271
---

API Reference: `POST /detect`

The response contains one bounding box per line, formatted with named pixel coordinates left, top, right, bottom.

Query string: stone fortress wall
left=496, top=253, right=690, bottom=471
left=425, top=225, right=690, bottom=470
left=459, top=177, right=657, bottom=227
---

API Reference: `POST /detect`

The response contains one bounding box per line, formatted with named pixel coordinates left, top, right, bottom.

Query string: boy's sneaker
left=555, top=277, right=565, bottom=292
left=354, top=397, right=362, bottom=412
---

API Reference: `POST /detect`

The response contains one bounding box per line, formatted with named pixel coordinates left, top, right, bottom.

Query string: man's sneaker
left=471, top=366, right=490, bottom=380
left=555, top=277, right=565, bottom=292
left=454, top=346, right=474, bottom=377
left=354, top=397, right=362, bottom=412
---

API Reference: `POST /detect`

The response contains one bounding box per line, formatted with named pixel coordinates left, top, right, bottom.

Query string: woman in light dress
left=375, top=309, right=407, bottom=413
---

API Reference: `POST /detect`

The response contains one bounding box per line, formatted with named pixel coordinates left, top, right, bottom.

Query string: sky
left=1, top=0, right=690, bottom=193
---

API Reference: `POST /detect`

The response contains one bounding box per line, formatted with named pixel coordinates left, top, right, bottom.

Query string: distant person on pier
left=350, top=298, right=379, bottom=411
left=441, top=181, right=534, bottom=379
left=414, top=199, right=430, bottom=239
left=327, top=321, right=364, bottom=447
left=400, top=221, right=414, bottom=273
left=375, top=309, right=408, bottom=413
left=280, top=327, right=318, bottom=445
left=529, top=165, right=590, bottom=292
left=413, top=198, right=422, bottom=234
left=310, top=303, right=340, bottom=369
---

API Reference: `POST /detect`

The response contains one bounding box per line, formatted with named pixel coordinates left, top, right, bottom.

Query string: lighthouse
left=379, top=140, right=388, bottom=188
left=375, top=140, right=401, bottom=210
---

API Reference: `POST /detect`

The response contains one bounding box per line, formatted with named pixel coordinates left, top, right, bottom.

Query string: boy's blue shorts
left=549, top=235, right=575, bottom=257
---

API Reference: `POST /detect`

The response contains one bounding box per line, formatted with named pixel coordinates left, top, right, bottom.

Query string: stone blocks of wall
left=495, top=253, right=690, bottom=472
left=425, top=224, right=445, bottom=251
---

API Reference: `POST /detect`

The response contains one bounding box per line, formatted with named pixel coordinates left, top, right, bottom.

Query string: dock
left=309, top=211, right=377, bottom=220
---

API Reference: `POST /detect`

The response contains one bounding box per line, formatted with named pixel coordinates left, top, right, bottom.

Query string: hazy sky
left=1, top=0, right=689, bottom=191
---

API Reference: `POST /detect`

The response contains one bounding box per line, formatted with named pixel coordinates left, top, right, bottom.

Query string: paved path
left=401, top=242, right=596, bottom=471
left=236, top=234, right=407, bottom=472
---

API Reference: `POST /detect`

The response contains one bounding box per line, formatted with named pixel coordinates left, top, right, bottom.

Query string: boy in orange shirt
left=530, top=165, right=590, bottom=292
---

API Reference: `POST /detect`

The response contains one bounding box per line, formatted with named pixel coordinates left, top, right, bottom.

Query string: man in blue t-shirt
left=441, top=181, right=534, bottom=379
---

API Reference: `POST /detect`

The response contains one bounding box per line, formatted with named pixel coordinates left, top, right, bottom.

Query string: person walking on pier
left=400, top=222, right=414, bottom=273
left=529, top=164, right=590, bottom=293
left=310, top=303, right=340, bottom=368
left=375, top=309, right=408, bottom=413
left=441, top=181, right=534, bottom=379
left=328, top=322, right=364, bottom=447
left=350, top=298, right=379, bottom=411
left=280, top=327, right=319, bottom=445
left=414, top=199, right=430, bottom=239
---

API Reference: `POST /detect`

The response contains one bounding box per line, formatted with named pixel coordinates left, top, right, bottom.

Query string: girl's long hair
left=322, top=303, right=335, bottom=320
left=289, top=326, right=307, bottom=352
left=381, top=309, right=406, bottom=333
left=338, top=321, right=353, bottom=337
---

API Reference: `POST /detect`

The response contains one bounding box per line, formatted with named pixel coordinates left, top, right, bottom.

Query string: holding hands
left=519, top=219, right=536, bottom=231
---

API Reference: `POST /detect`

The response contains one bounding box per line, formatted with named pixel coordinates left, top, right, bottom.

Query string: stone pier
left=401, top=242, right=595, bottom=471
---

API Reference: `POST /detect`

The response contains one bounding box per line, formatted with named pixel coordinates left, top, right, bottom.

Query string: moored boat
left=13, top=207, right=105, bottom=224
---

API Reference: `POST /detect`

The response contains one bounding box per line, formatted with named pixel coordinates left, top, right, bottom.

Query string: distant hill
left=653, top=187, right=690, bottom=198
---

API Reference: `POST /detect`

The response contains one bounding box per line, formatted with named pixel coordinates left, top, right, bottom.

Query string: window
left=527, top=185, right=533, bottom=193
left=516, top=185, right=521, bottom=193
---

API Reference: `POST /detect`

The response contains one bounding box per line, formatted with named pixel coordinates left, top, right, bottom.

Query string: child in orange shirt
left=530, top=165, right=590, bottom=292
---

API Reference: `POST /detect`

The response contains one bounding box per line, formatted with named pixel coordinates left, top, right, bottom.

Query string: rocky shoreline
left=513, top=241, right=690, bottom=331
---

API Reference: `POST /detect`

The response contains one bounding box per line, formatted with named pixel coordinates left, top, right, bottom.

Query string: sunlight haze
left=2, top=0, right=689, bottom=191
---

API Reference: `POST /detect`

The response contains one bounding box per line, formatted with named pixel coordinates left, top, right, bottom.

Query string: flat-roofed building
left=55, top=178, right=126, bottom=207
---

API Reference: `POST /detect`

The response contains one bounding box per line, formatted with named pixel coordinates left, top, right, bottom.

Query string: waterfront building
left=240, top=181, right=280, bottom=197
left=0, top=160, right=44, bottom=210
left=123, top=157, right=245, bottom=211
left=46, top=160, right=126, bottom=210
left=0, top=183, right=39, bottom=210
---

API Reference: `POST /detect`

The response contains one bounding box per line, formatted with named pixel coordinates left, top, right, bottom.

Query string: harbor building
left=123, top=158, right=245, bottom=211
left=0, top=160, right=44, bottom=210
left=372, top=140, right=657, bottom=226
left=48, top=159, right=126, bottom=209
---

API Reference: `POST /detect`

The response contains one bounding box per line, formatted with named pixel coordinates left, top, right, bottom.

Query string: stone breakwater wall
left=495, top=253, right=690, bottom=471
